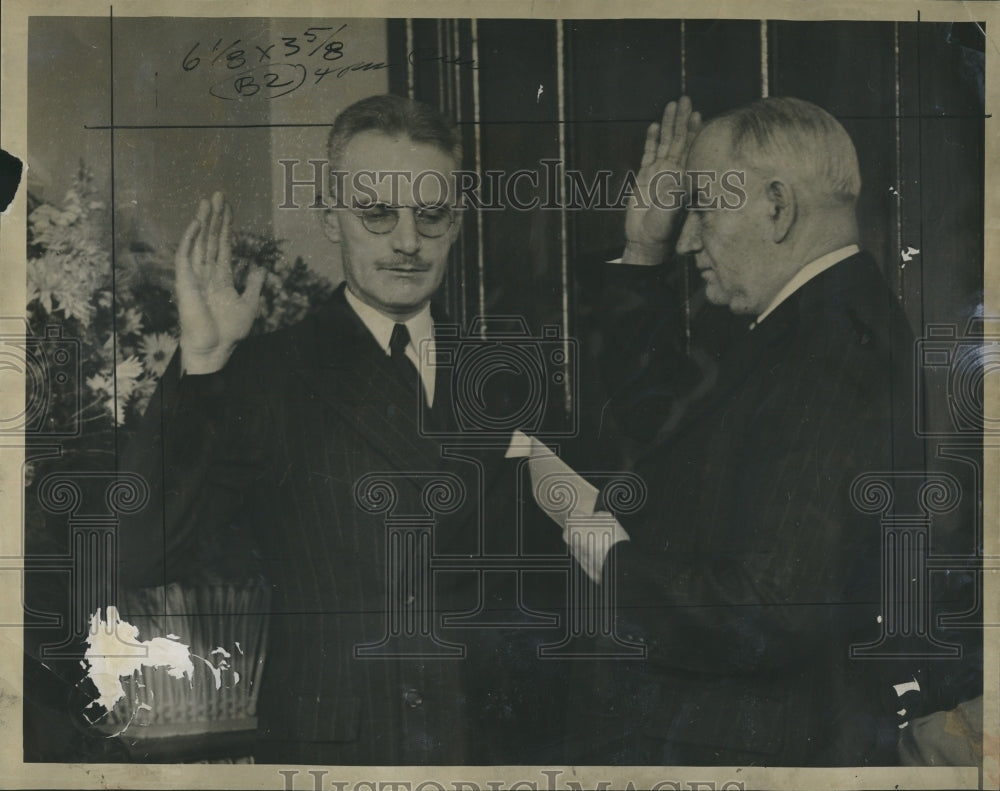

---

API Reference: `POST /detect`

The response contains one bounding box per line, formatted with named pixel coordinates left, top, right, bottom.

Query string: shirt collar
left=754, top=244, right=860, bottom=328
left=343, top=286, right=434, bottom=357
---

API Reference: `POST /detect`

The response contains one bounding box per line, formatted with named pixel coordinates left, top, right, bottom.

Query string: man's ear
left=320, top=206, right=342, bottom=245
left=766, top=179, right=796, bottom=243
left=318, top=179, right=344, bottom=244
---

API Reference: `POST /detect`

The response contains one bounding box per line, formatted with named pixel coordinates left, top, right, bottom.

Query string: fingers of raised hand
left=685, top=110, right=703, bottom=157
left=656, top=100, right=678, bottom=160
left=665, top=96, right=694, bottom=163
left=175, top=217, right=202, bottom=285
left=210, top=201, right=236, bottom=290
left=240, top=266, right=267, bottom=311
left=641, top=122, right=661, bottom=169
left=204, top=191, right=227, bottom=272
left=189, top=198, right=211, bottom=278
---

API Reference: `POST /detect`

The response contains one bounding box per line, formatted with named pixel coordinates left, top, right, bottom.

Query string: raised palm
left=624, top=96, right=702, bottom=261
left=175, top=192, right=266, bottom=374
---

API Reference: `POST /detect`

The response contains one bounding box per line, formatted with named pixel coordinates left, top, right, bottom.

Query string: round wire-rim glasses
left=349, top=202, right=456, bottom=238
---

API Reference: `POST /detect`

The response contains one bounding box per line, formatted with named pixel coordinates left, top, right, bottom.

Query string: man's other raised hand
left=622, top=96, right=702, bottom=267
left=175, top=192, right=266, bottom=375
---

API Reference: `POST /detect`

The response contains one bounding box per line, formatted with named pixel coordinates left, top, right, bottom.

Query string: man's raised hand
left=623, top=96, right=702, bottom=266
left=175, top=192, right=266, bottom=375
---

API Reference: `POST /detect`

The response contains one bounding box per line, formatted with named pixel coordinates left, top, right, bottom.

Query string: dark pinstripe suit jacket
left=119, top=284, right=508, bottom=764
left=572, top=251, right=922, bottom=765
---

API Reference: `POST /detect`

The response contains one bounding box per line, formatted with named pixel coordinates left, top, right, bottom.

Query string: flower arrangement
left=25, top=162, right=335, bottom=441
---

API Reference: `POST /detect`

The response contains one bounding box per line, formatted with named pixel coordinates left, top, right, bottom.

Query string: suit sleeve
left=569, top=253, right=697, bottom=471
left=605, top=341, right=890, bottom=676
left=116, top=345, right=272, bottom=592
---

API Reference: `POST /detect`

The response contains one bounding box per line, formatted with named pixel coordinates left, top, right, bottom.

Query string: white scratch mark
left=536, top=84, right=544, bottom=102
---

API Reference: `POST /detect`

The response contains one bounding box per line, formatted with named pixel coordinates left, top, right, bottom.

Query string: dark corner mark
left=0, top=149, right=24, bottom=213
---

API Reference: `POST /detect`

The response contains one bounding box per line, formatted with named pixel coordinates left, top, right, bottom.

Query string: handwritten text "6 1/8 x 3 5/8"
left=181, top=24, right=388, bottom=100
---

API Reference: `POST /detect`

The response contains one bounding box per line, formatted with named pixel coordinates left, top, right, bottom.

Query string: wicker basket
left=94, top=582, right=270, bottom=761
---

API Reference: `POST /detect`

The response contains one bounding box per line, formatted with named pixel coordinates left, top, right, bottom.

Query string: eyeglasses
left=349, top=203, right=455, bottom=239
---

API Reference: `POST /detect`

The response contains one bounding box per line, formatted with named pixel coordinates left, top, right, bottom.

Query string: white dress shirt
left=752, top=244, right=860, bottom=328
left=344, top=287, right=436, bottom=407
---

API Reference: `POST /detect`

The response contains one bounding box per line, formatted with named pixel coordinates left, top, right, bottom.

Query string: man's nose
left=390, top=208, right=421, bottom=255
left=676, top=213, right=701, bottom=255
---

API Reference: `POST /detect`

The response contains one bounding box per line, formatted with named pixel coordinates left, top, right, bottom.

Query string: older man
left=569, top=96, right=924, bottom=765
left=117, top=94, right=560, bottom=765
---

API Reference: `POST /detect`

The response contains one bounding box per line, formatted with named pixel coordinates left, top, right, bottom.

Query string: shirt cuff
left=563, top=512, right=630, bottom=584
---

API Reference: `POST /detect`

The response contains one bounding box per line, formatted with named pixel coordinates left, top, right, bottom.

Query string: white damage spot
left=901, top=246, right=920, bottom=262
left=83, top=606, right=194, bottom=711
left=536, top=84, right=544, bottom=102
left=893, top=678, right=921, bottom=697
left=198, top=656, right=225, bottom=690
left=199, top=647, right=242, bottom=690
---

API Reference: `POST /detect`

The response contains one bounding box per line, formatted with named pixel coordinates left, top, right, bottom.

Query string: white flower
left=101, top=393, right=130, bottom=426
left=27, top=254, right=69, bottom=314
left=131, top=375, right=159, bottom=416
left=28, top=204, right=62, bottom=239
left=85, top=356, right=144, bottom=425
left=115, top=356, right=144, bottom=398
left=118, top=307, right=144, bottom=336
left=138, top=333, right=177, bottom=377
left=27, top=252, right=95, bottom=323
left=86, top=372, right=112, bottom=395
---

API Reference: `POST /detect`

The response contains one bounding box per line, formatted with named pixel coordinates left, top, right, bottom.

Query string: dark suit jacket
left=118, top=283, right=533, bottom=764
left=569, top=251, right=924, bottom=765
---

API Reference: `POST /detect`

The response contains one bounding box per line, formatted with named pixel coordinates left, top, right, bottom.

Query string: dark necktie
left=389, top=322, right=421, bottom=396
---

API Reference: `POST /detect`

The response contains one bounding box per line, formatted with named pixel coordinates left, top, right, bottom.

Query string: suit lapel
left=292, top=286, right=445, bottom=475
left=634, top=289, right=799, bottom=466
left=635, top=252, right=875, bottom=465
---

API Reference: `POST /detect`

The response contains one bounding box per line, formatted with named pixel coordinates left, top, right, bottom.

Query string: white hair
left=718, top=96, right=861, bottom=205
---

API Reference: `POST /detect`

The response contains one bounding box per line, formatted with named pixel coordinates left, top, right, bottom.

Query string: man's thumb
left=242, top=266, right=267, bottom=302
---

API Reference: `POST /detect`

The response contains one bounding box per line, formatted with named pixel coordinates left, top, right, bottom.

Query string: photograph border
left=1, top=1, right=995, bottom=788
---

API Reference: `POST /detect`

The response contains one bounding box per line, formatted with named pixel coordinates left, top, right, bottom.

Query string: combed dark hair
left=717, top=96, right=861, bottom=205
left=327, top=94, right=462, bottom=171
